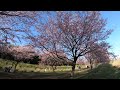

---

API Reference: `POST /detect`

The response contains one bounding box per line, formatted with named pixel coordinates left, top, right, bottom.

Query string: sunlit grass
left=110, top=59, right=120, bottom=67
left=1, top=58, right=120, bottom=79
left=0, top=59, right=73, bottom=73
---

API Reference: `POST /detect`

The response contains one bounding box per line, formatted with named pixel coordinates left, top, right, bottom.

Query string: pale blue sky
left=101, top=11, right=120, bottom=57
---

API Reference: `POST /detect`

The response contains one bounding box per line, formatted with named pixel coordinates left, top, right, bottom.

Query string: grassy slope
left=74, top=60, right=120, bottom=79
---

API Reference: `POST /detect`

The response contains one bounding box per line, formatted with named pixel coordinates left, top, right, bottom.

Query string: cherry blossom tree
left=85, top=42, right=111, bottom=69
left=40, top=50, right=69, bottom=71
left=25, top=11, right=113, bottom=76
left=0, top=11, right=43, bottom=63
left=8, top=45, right=39, bottom=70
left=0, top=11, right=43, bottom=46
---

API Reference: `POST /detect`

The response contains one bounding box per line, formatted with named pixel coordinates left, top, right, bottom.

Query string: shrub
left=30, top=56, right=40, bottom=64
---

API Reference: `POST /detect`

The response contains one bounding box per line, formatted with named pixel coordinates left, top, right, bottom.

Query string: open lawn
left=0, top=59, right=120, bottom=79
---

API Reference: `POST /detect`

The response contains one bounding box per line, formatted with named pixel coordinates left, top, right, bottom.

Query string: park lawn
left=0, top=68, right=91, bottom=79
left=0, top=69, right=73, bottom=79
left=1, top=63, right=120, bottom=79
left=0, top=59, right=73, bottom=79
left=1, top=58, right=120, bottom=79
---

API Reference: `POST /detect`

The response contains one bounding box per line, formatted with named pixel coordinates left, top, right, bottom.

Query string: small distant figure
left=10, top=67, right=15, bottom=73
left=86, top=65, right=90, bottom=69
left=4, top=66, right=11, bottom=72
left=44, top=68, right=47, bottom=72
left=4, top=66, right=15, bottom=73
left=78, top=66, right=81, bottom=70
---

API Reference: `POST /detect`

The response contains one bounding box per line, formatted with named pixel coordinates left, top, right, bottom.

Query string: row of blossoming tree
left=0, top=11, right=115, bottom=75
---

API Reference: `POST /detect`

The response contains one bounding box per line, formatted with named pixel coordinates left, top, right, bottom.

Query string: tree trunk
left=14, top=61, right=19, bottom=71
left=52, top=66, right=56, bottom=72
left=71, top=63, right=75, bottom=76
left=71, top=57, right=77, bottom=77
left=90, top=64, right=93, bottom=70
left=89, top=59, right=93, bottom=70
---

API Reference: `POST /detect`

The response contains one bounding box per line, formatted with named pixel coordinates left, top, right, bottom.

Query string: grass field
left=0, top=59, right=120, bottom=79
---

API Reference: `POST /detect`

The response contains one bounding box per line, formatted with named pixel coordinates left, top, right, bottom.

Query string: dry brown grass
left=110, top=59, right=120, bottom=67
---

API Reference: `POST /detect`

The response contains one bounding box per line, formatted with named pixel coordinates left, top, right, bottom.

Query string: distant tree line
left=0, top=43, right=72, bottom=66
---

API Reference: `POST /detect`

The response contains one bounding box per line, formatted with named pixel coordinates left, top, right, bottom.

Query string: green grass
left=74, top=63, right=120, bottom=79
left=1, top=58, right=120, bottom=79
left=0, top=59, right=72, bottom=72
left=0, top=70, right=72, bottom=79
left=0, top=59, right=85, bottom=72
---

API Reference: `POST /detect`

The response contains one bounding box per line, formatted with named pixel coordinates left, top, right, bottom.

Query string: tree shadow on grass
left=0, top=68, right=72, bottom=79
left=74, top=63, right=120, bottom=79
